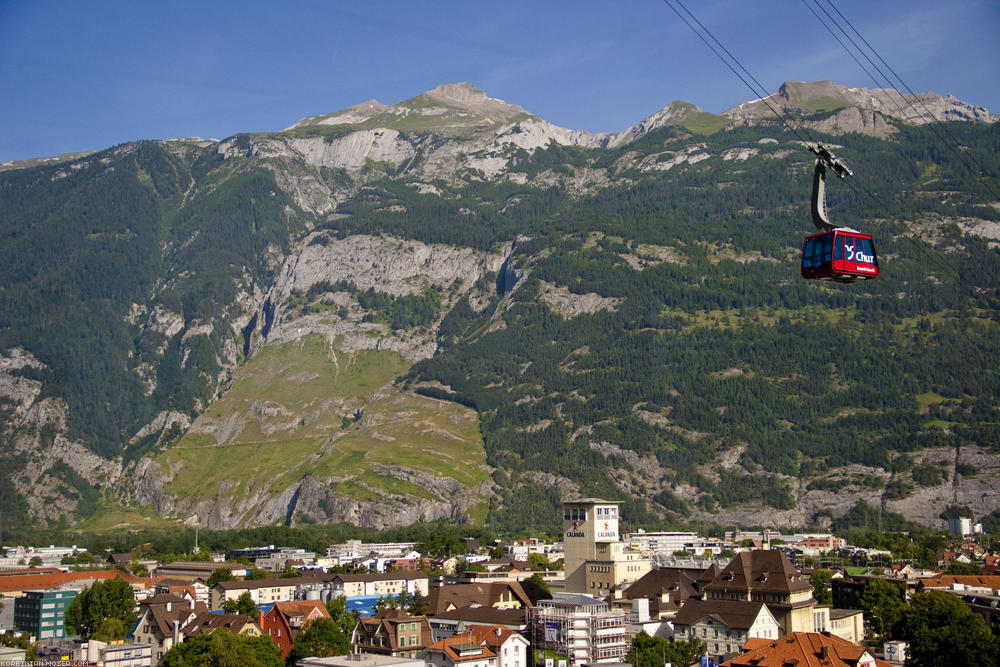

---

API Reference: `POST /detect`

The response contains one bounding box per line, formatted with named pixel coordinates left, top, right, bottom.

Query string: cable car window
left=833, top=235, right=843, bottom=261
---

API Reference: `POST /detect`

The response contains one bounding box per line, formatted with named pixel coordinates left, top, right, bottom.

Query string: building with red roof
left=723, top=632, right=892, bottom=667
left=258, top=599, right=330, bottom=659
left=423, top=634, right=497, bottom=667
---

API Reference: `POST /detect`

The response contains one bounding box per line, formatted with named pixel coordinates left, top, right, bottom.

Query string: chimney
left=819, top=645, right=828, bottom=659
left=172, top=619, right=180, bottom=645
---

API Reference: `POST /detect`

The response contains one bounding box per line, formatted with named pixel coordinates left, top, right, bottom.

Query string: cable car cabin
left=801, top=229, right=879, bottom=282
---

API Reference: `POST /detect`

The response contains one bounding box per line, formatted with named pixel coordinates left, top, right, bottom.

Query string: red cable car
left=801, top=144, right=879, bottom=283
left=801, top=229, right=879, bottom=282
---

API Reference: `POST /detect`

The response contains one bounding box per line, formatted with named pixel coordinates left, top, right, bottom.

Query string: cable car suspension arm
left=809, top=143, right=853, bottom=232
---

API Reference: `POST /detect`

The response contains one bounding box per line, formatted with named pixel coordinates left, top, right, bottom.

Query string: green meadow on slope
left=155, top=335, right=490, bottom=524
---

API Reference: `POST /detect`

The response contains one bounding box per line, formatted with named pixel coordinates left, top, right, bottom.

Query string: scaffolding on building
left=527, top=595, right=630, bottom=666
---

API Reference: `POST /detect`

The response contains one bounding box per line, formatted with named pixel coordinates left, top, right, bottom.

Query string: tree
left=856, top=578, right=906, bottom=640
left=94, top=618, right=127, bottom=643
left=246, top=568, right=268, bottom=580
left=28, top=556, right=43, bottom=567
left=409, top=592, right=429, bottom=616
left=163, top=630, right=282, bottom=667
left=325, top=596, right=360, bottom=637
left=944, top=560, right=979, bottom=575
left=129, top=561, right=150, bottom=577
left=524, top=573, right=551, bottom=599
left=191, top=548, right=213, bottom=562
left=222, top=592, right=257, bottom=617
left=64, top=577, right=136, bottom=640
left=287, top=618, right=351, bottom=664
left=528, top=552, right=557, bottom=571
left=810, top=569, right=833, bottom=606
left=627, top=632, right=705, bottom=667
left=896, top=590, right=1000, bottom=667
left=207, top=568, right=235, bottom=588
left=1, top=631, right=37, bottom=661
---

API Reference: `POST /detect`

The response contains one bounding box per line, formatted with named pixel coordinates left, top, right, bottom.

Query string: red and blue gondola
left=801, top=228, right=878, bottom=282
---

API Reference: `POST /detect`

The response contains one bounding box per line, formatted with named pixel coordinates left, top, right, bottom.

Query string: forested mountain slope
left=0, top=82, right=998, bottom=536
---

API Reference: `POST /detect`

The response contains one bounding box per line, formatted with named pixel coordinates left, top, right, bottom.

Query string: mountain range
left=1, top=80, right=998, bottom=538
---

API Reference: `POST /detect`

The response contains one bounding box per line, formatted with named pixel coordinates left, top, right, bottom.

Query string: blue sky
left=1, top=0, right=997, bottom=163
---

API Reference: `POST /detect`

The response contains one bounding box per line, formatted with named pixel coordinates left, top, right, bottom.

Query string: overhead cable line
left=805, top=0, right=1000, bottom=204
left=660, top=0, right=998, bottom=314
left=661, top=0, right=817, bottom=147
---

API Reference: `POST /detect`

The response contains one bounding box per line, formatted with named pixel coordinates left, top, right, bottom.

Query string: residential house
left=722, top=631, right=893, bottom=667
left=672, top=599, right=781, bottom=658
left=428, top=606, right=528, bottom=642
left=182, top=612, right=261, bottom=638
left=258, top=599, right=330, bottom=659
left=428, top=556, right=461, bottom=575
left=606, top=566, right=699, bottom=623
left=152, top=578, right=210, bottom=607
left=422, top=634, right=497, bottom=667
left=132, top=594, right=208, bottom=665
left=133, top=595, right=261, bottom=665
left=888, top=563, right=921, bottom=580
left=386, top=558, right=423, bottom=572
left=526, top=593, right=629, bottom=666
left=465, top=624, right=530, bottom=667
left=353, top=607, right=433, bottom=659
left=427, top=582, right=533, bottom=615
left=702, top=550, right=817, bottom=634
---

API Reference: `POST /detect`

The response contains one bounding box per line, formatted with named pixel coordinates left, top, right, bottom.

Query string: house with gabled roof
left=152, top=577, right=210, bottom=607
left=464, top=624, right=529, bottom=667
left=258, top=599, right=330, bottom=659
left=132, top=593, right=207, bottom=665
left=353, top=607, right=433, bottom=659
left=427, top=581, right=533, bottom=615
left=703, top=550, right=817, bottom=634
left=607, top=567, right=699, bottom=621
left=182, top=611, right=261, bottom=638
left=672, top=599, right=781, bottom=658
left=428, top=605, right=528, bottom=642
left=722, top=631, right=892, bottom=667
left=422, top=634, right=498, bottom=667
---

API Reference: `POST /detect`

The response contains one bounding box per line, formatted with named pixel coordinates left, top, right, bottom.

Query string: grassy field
left=154, top=335, right=489, bottom=525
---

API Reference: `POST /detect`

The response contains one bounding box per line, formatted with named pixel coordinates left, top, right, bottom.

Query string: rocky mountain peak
left=726, top=80, right=998, bottom=125
left=425, top=82, right=489, bottom=105
left=415, top=81, right=531, bottom=124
